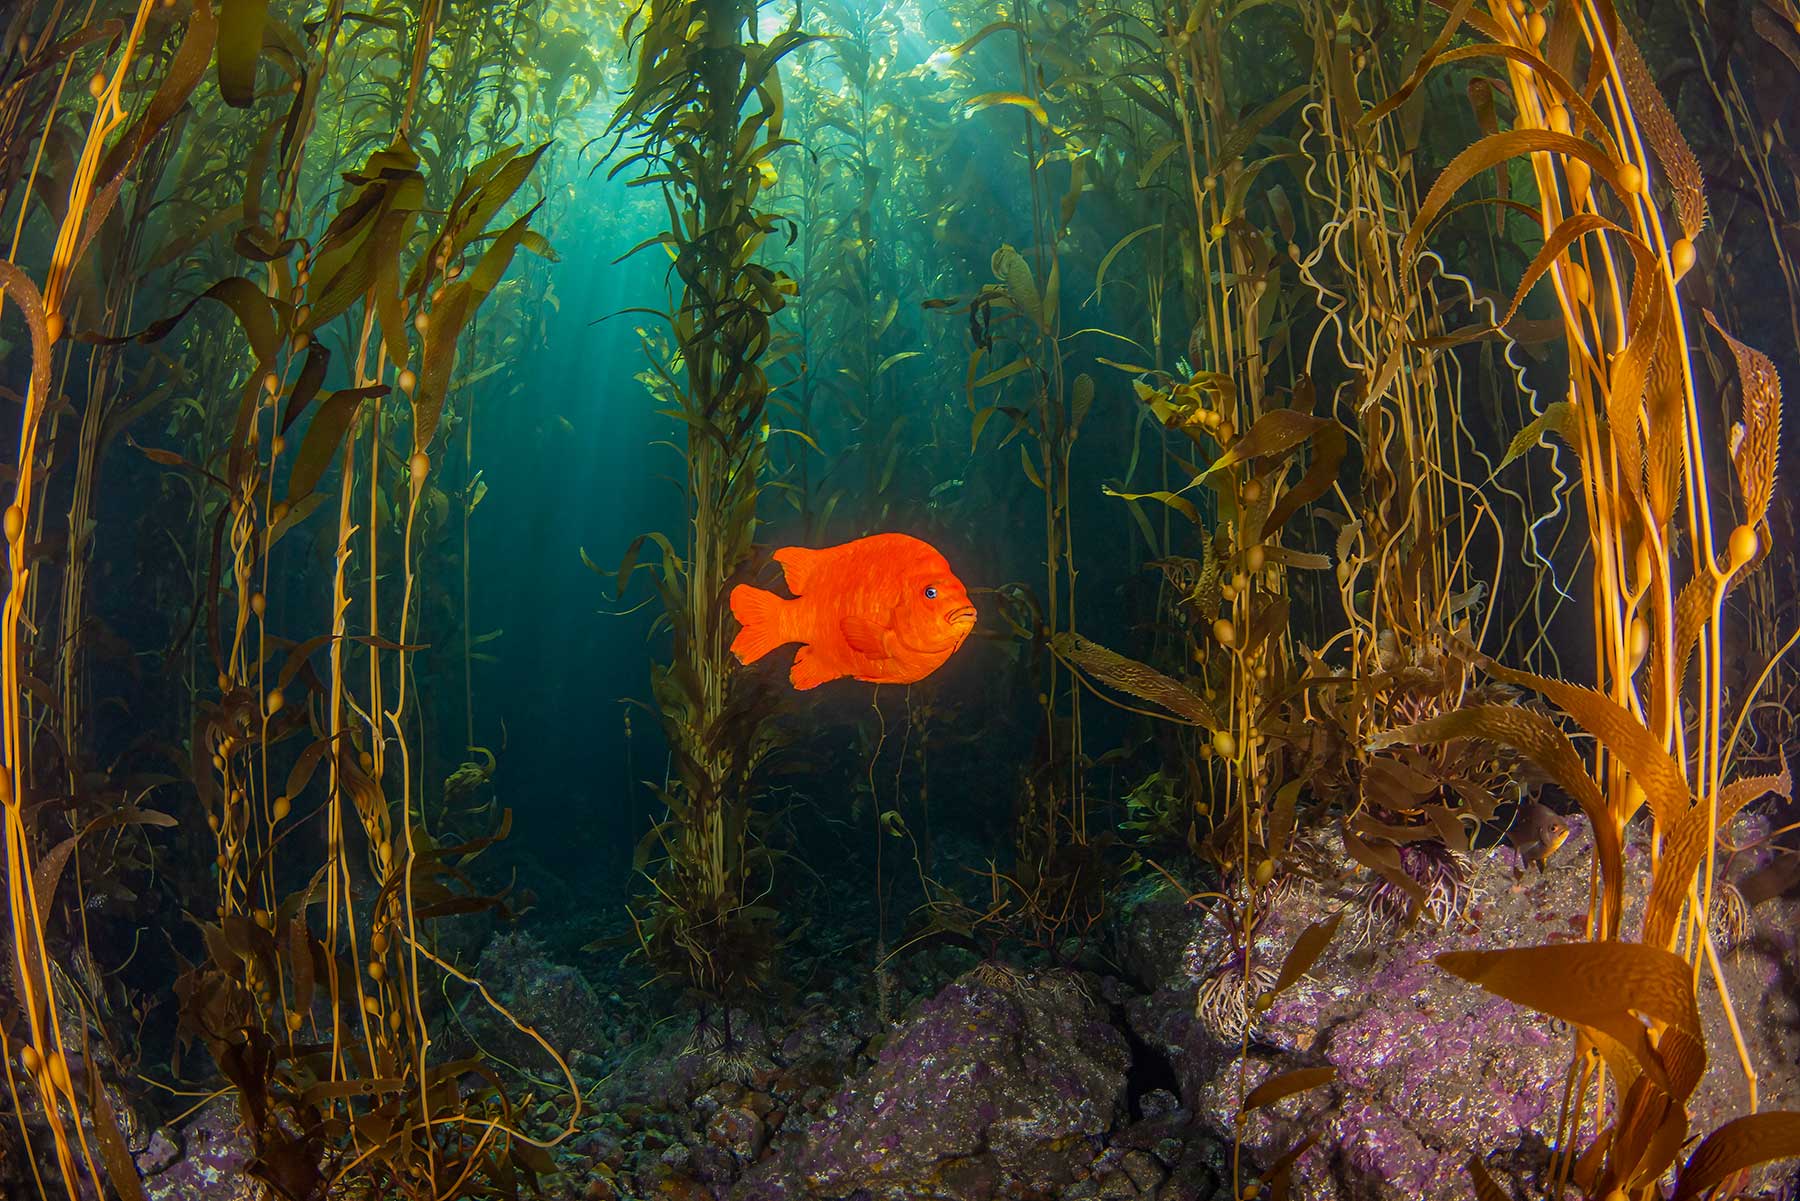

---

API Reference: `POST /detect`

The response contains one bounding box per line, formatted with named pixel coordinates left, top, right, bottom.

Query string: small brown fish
left=1508, top=800, right=1570, bottom=872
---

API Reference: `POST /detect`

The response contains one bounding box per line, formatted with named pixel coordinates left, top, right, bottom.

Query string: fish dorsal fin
left=773, top=545, right=825, bottom=595
left=840, top=616, right=890, bottom=658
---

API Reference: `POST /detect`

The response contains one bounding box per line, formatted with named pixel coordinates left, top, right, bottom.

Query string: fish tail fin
left=729, top=584, right=795, bottom=664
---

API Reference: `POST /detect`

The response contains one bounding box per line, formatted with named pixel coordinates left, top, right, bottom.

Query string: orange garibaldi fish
left=728, top=533, right=977, bottom=690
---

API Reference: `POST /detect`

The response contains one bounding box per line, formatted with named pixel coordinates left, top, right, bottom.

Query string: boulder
left=1122, top=818, right=1800, bottom=1201
left=447, top=932, right=610, bottom=1075
left=736, top=967, right=1129, bottom=1200
left=140, top=1095, right=260, bottom=1201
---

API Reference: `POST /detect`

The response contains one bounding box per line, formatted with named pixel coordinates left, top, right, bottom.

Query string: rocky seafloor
left=29, top=814, right=1800, bottom=1201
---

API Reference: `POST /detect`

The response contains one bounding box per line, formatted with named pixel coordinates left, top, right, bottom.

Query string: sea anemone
left=1709, top=880, right=1750, bottom=953
left=1355, top=840, right=1476, bottom=946
left=963, top=958, right=1027, bottom=995
left=1191, top=946, right=1278, bottom=1042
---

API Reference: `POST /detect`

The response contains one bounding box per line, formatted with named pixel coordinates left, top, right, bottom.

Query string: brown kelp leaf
left=513, top=1138, right=558, bottom=1176
left=1215, top=84, right=1309, bottom=165
left=1247, top=594, right=1289, bottom=657
left=1483, top=662, right=1690, bottom=829
left=1268, top=185, right=1296, bottom=246
left=1261, top=417, right=1344, bottom=540
left=1466, top=79, right=1506, bottom=227
left=1375, top=41, right=1614, bottom=162
left=1405, top=130, right=1632, bottom=262
left=457, top=142, right=550, bottom=253
left=1241, top=1066, right=1336, bottom=1113
left=304, top=145, right=424, bottom=331
left=300, top=1076, right=406, bottom=1104
left=1741, top=856, right=1800, bottom=908
left=1609, top=1072, right=1688, bottom=1187
left=286, top=386, right=378, bottom=501
left=1194, top=531, right=1224, bottom=619
left=992, top=243, right=1044, bottom=331
left=1070, top=373, right=1095, bottom=438
left=1102, top=484, right=1201, bottom=528
left=1268, top=1131, right=1321, bottom=1201
left=82, top=0, right=217, bottom=260
left=288, top=914, right=315, bottom=1021
left=413, top=204, right=542, bottom=454
left=1643, top=756, right=1790, bottom=949
left=1500, top=400, right=1581, bottom=470
left=1091, top=224, right=1160, bottom=304
left=1602, top=237, right=1669, bottom=500
left=1371, top=704, right=1622, bottom=921
left=247, top=1130, right=325, bottom=1201
left=1499, top=213, right=1620, bottom=333
left=1268, top=778, right=1303, bottom=854
left=1673, top=1111, right=1800, bottom=1201
left=280, top=338, right=329, bottom=432
left=1659, top=572, right=1715, bottom=735
left=368, top=207, right=416, bottom=372
left=1051, top=633, right=1219, bottom=730
left=276, top=634, right=334, bottom=693
left=1204, top=409, right=1327, bottom=479
left=1703, top=311, right=1782, bottom=526
left=933, top=20, right=1022, bottom=61
left=282, top=736, right=334, bottom=803
left=1644, top=331, right=1687, bottom=531
left=1753, top=4, right=1800, bottom=72
left=1359, top=0, right=1481, bottom=129
left=1466, top=1153, right=1516, bottom=1201
left=32, top=837, right=78, bottom=921
left=131, top=439, right=228, bottom=490
left=217, top=0, right=270, bottom=107
left=1613, top=25, right=1707, bottom=240
left=963, top=91, right=1049, bottom=127
left=1268, top=912, right=1342, bottom=999
left=88, top=1059, right=149, bottom=1201
left=1263, top=545, right=1331, bottom=571
left=0, top=262, right=53, bottom=423
left=84, top=276, right=277, bottom=365
left=1436, top=942, right=1700, bottom=1090
left=1342, top=825, right=1426, bottom=907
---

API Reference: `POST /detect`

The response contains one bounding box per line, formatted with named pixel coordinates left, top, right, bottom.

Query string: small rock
left=133, top=1127, right=179, bottom=1177
left=706, top=1104, right=766, bottom=1163
left=1121, top=1149, right=1166, bottom=1191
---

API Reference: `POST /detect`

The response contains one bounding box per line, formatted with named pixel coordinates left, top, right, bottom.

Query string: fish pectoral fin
left=839, top=616, right=891, bottom=658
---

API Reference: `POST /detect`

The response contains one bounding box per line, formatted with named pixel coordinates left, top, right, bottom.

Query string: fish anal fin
left=790, top=645, right=843, bottom=690
left=840, top=616, right=890, bottom=658
left=773, top=546, right=825, bottom=595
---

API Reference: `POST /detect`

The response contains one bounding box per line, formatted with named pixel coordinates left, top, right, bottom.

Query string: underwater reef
left=4, top=0, right=1800, bottom=1199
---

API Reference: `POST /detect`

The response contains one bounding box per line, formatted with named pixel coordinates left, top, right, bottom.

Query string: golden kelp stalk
left=1379, top=1, right=1800, bottom=1193
left=606, top=0, right=812, bottom=1001
left=2, top=5, right=174, bottom=1195
left=3, top=1, right=572, bottom=1196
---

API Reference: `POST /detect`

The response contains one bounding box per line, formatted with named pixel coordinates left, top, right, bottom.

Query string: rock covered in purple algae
left=140, top=1095, right=261, bottom=1201
left=447, top=931, right=611, bottom=1075
left=734, top=967, right=1129, bottom=1200
left=1122, top=818, right=1800, bottom=1201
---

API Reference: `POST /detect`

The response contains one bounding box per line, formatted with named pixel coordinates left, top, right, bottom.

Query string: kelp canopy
left=1, top=0, right=1799, bottom=1198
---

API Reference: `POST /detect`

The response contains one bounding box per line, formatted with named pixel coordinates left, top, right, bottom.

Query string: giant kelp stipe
left=2, top=1, right=1800, bottom=1199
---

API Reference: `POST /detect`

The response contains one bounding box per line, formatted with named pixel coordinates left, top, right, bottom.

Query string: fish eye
left=924, top=586, right=938, bottom=599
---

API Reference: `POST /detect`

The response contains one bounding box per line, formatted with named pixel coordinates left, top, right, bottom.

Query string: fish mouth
left=946, top=606, right=977, bottom=630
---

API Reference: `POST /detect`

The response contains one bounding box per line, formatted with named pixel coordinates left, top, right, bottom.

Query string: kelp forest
left=2, top=0, right=1800, bottom=1198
